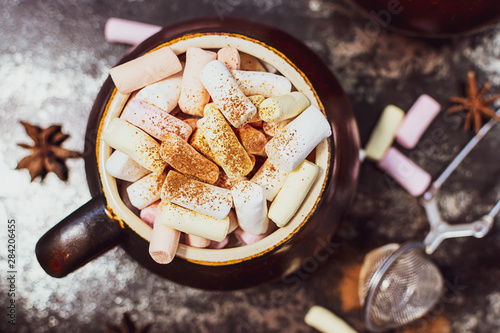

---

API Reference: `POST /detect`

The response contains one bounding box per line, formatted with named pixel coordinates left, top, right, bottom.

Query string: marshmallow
left=183, top=118, right=199, bottom=131
left=156, top=201, right=230, bottom=242
left=149, top=218, right=180, bottom=264
left=305, top=306, right=357, bottom=333
left=231, top=70, right=292, bottom=97
left=161, top=170, right=232, bottom=220
left=105, top=18, right=161, bottom=45
left=120, top=98, right=192, bottom=141
left=237, top=125, right=268, bottom=156
left=101, top=118, right=166, bottom=174
left=159, top=132, right=219, bottom=184
left=265, top=105, right=332, bottom=171
left=200, top=60, right=256, bottom=127
left=197, top=104, right=254, bottom=177
left=135, top=71, right=182, bottom=113
left=140, top=201, right=159, bottom=227
left=217, top=47, right=240, bottom=71
left=247, top=95, right=265, bottom=123
left=189, top=128, right=217, bottom=163
left=109, top=46, right=182, bottom=94
left=364, top=105, right=405, bottom=161
left=126, top=172, right=166, bottom=210
left=396, top=94, right=441, bottom=149
left=268, top=160, right=319, bottom=227
left=208, top=236, right=229, bottom=249
left=377, top=147, right=431, bottom=197
left=178, top=47, right=217, bottom=116
left=259, top=92, right=311, bottom=122
left=234, top=222, right=276, bottom=245
left=185, top=234, right=210, bottom=248
left=262, top=119, right=292, bottom=136
left=239, top=53, right=266, bottom=72
left=250, top=159, right=290, bottom=201
left=105, top=150, right=150, bottom=182
left=214, top=171, right=247, bottom=190
left=231, top=181, right=269, bottom=235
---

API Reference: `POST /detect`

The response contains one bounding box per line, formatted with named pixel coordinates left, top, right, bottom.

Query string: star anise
left=16, top=121, right=82, bottom=181
left=448, top=71, right=500, bottom=133
left=105, top=312, right=152, bottom=333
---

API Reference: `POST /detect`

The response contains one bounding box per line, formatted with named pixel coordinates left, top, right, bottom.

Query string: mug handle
left=35, top=193, right=124, bottom=278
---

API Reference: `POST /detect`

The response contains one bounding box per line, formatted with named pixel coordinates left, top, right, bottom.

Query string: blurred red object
left=351, top=0, right=500, bottom=37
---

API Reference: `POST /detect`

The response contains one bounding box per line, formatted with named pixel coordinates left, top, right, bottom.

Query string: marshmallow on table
left=200, top=60, right=257, bottom=127
left=109, top=46, right=182, bottom=94
left=231, top=70, right=292, bottom=98
left=364, top=105, right=405, bottom=161
left=105, top=150, right=150, bottom=182
left=259, top=92, right=311, bottom=122
left=178, top=47, right=217, bottom=116
left=268, top=160, right=319, bottom=227
left=265, top=105, right=332, bottom=171
left=101, top=118, right=166, bottom=174
left=127, top=172, right=166, bottom=210
left=156, top=201, right=230, bottom=242
left=161, top=170, right=232, bottom=220
left=159, top=132, right=219, bottom=184
left=105, top=18, right=162, bottom=45
left=377, top=147, right=431, bottom=197
left=263, top=119, right=292, bottom=136
left=239, top=53, right=267, bottom=72
left=140, top=201, right=159, bottom=227
left=237, top=124, right=268, bottom=157
left=135, top=71, right=182, bottom=113
left=149, top=219, right=180, bottom=264
left=217, top=47, right=240, bottom=71
left=197, top=103, right=254, bottom=177
left=305, top=306, right=358, bottom=333
left=231, top=181, right=269, bottom=235
left=250, top=159, right=290, bottom=201
left=234, top=222, right=277, bottom=245
left=121, top=98, right=192, bottom=141
left=396, top=94, right=441, bottom=149
left=185, top=234, right=210, bottom=248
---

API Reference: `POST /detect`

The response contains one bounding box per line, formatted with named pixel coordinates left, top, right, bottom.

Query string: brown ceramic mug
left=36, top=17, right=360, bottom=290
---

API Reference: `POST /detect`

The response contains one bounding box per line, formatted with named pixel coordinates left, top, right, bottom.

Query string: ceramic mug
left=36, top=17, right=360, bottom=290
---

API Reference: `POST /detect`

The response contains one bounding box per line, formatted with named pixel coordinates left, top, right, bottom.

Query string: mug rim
left=95, top=32, right=333, bottom=266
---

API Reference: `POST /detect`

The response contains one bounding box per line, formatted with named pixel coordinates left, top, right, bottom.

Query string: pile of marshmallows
left=101, top=45, right=332, bottom=264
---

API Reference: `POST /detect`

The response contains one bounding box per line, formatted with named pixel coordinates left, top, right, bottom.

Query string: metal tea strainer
left=359, top=110, right=500, bottom=332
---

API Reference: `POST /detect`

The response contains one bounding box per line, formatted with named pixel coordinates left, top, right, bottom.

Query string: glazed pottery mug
left=36, top=17, right=360, bottom=290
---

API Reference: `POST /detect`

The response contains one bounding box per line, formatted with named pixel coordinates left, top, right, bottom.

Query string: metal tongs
left=420, top=109, right=500, bottom=254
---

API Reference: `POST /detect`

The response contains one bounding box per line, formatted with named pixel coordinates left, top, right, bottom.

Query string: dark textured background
left=1, top=0, right=499, bottom=332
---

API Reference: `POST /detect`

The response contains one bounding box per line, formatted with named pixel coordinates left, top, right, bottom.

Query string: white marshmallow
left=105, top=150, right=150, bottom=182
left=231, top=181, right=269, bottom=235
left=161, top=170, right=232, bottom=220
left=250, top=159, right=290, bottom=201
left=231, top=70, right=292, bottom=97
left=101, top=118, right=167, bottom=174
left=156, top=201, right=230, bottom=242
left=200, top=60, right=256, bottom=127
left=126, top=173, right=165, bottom=210
left=268, top=160, right=319, bottom=227
left=259, top=92, right=311, bottom=122
left=135, top=71, right=182, bottom=113
left=265, top=105, right=332, bottom=171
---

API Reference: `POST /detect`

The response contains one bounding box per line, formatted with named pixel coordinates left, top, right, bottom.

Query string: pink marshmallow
left=105, top=18, right=162, bottom=45
left=121, top=98, right=192, bottom=141
left=140, top=201, right=160, bottom=227
left=217, top=47, right=241, bottom=71
left=396, top=94, right=441, bottom=149
left=208, top=236, right=229, bottom=249
left=377, top=147, right=431, bottom=197
left=234, top=223, right=277, bottom=245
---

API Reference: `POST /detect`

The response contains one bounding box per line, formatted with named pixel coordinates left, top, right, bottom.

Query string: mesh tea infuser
left=359, top=111, right=500, bottom=332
